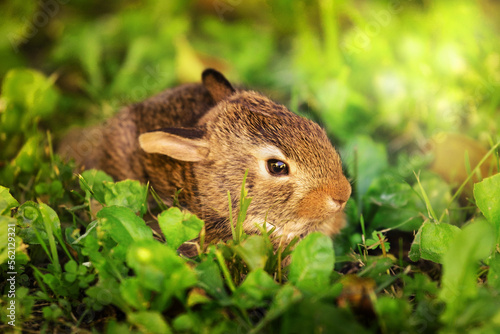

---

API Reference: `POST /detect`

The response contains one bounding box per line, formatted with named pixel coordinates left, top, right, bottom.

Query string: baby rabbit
left=60, top=69, right=352, bottom=246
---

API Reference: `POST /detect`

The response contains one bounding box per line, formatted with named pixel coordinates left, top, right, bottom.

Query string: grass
left=1, top=0, right=500, bottom=333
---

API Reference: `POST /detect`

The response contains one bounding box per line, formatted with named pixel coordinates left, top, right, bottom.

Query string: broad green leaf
left=288, top=232, right=334, bottom=294
left=186, top=289, right=211, bottom=307
left=158, top=207, right=204, bottom=251
left=97, top=206, right=153, bottom=246
left=104, top=321, right=134, bottom=334
left=126, top=240, right=197, bottom=296
left=409, top=222, right=461, bottom=263
left=233, top=268, right=279, bottom=309
left=172, top=313, right=196, bottom=332
left=0, top=186, right=19, bottom=216
left=440, top=220, right=496, bottom=324
left=474, top=173, right=500, bottom=222
left=120, top=277, right=152, bottom=311
left=17, top=202, right=61, bottom=244
left=487, top=255, right=500, bottom=291
left=104, top=180, right=148, bottom=217
left=474, top=174, right=500, bottom=244
left=2, top=69, right=59, bottom=122
left=127, top=240, right=172, bottom=292
left=38, top=203, right=62, bottom=233
left=14, top=136, right=40, bottom=173
left=64, top=273, right=77, bottom=283
left=128, top=311, right=172, bottom=334
left=234, top=235, right=268, bottom=271
left=64, top=260, right=78, bottom=274
left=79, top=169, right=113, bottom=204
left=195, top=258, right=228, bottom=300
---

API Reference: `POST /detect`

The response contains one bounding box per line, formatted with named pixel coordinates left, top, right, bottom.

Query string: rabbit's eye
left=266, top=159, right=289, bottom=176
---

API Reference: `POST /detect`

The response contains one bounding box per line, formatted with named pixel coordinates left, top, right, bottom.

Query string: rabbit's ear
left=139, top=128, right=209, bottom=162
left=202, top=69, right=235, bottom=102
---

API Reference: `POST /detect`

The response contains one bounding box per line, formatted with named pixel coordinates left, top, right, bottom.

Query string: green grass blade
left=227, top=191, right=236, bottom=241
left=236, top=170, right=251, bottom=242
left=439, top=141, right=500, bottom=222
left=149, top=184, right=168, bottom=211
left=215, top=249, right=236, bottom=293
left=413, top=171, right=438, bottom=222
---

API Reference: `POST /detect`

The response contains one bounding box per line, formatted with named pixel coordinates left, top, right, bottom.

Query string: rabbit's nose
left=326, top=197, right=345, bottom=213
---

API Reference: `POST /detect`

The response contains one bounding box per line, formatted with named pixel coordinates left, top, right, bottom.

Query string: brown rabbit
left=60, top=69, right=352, bottom=246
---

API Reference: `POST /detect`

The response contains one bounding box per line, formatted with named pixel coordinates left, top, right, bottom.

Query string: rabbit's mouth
left=246, top=216, right=341, bottom=243
left=269, top=214, right=346, bottom=241
left=261, top=221, right=308, bottom=241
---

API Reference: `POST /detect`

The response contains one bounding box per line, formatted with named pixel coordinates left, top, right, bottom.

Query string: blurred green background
left=1, top=0, right=499, bottom=244
left=2, top=0, right=498, bottom=137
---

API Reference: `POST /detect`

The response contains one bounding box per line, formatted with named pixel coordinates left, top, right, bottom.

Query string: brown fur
left=59, top=69, right=352, bottom=246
